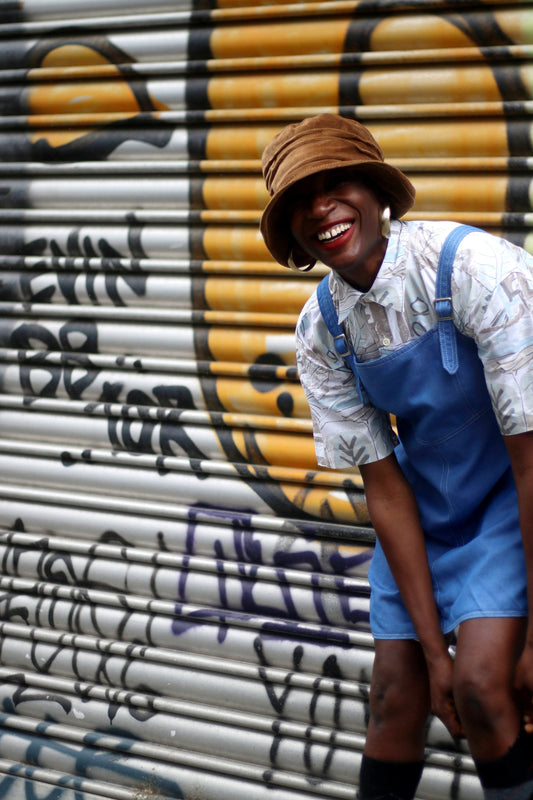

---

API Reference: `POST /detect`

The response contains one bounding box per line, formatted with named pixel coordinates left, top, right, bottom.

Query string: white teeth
left=317, top=222, right=351, bottom=242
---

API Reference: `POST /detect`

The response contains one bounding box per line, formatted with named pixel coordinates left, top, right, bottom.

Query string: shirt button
left=382, top=337, right=391, bottom=346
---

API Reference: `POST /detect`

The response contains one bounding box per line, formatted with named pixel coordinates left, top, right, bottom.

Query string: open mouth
left=316, top=221, right=353, bottom=244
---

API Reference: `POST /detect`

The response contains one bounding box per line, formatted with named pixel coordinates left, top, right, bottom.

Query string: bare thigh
left=365, top=638, right=431, bottom=762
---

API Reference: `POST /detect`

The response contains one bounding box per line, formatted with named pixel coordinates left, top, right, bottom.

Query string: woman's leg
left=358, top=639, right=430, bottom=800
left=454, top=617, right=533, bottom=798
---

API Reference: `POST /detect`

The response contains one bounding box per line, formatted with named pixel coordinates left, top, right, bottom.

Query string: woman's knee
left=453, top=653, right=516, bottom=733
left=370, top=677, right=425, bottom=733
left=365, top=641, right=431, bottom=761
left=454, top=667, right=498, bottom=724
left=369, top=641, right=430, bottom=732
left=453, top=618, right=524, bottom=735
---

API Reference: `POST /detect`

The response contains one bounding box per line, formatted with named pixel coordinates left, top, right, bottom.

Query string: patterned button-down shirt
left=296, top=220, right=533, bottom=468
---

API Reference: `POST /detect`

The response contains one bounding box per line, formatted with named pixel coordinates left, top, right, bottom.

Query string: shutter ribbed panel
left=0, top=0, right=530, bottom=797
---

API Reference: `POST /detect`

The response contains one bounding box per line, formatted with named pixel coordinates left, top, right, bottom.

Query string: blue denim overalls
left=317, top=225, right=527, bottom=638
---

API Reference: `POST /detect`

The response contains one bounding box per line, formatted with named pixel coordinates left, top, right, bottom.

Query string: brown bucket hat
left=260, top=113, right=416, bottom=267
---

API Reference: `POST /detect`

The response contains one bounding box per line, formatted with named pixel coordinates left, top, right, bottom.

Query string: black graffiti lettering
left=38, top=551, right=77, bottom=585
left=153, top=385, right=197, bottom=409
left=59, top=322, right=97, bottom=354
left=11, top=322, right=59, bottom=351
left=22, top=273, right=56, bottom=303
left=100, top=381, right=125, bottom=403
left=12, top=685, right=72, bottom=715
left=159, top=422, right=206, bottom=459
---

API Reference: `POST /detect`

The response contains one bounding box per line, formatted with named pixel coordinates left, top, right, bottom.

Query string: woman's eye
left=327, top=178, right=348, bottom=191
left=288, top=192, right=307, bottom=208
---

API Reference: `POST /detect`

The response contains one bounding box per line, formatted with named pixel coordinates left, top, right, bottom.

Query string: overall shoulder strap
left=316, top=275, right=365, bottom=403
left=434, top=224, right=479, bottom=375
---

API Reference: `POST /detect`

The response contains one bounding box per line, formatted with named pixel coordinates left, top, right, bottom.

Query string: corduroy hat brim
left=260, top=114, right=416, bottom=267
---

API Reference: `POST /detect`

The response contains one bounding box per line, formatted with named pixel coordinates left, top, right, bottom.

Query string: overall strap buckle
left=316, top=276, right=366, bottom=405
left=435, top=225, right=479, bottom=374
left=433, top=296, right=454, bottom=321
left=333, top=332, right=352, bottom=359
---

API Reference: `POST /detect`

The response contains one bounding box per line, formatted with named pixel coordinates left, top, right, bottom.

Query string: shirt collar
left=329, top=220, right=405, bottom=323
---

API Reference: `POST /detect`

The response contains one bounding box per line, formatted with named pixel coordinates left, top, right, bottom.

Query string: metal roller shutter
left=0, top=0, right=530, bottom=797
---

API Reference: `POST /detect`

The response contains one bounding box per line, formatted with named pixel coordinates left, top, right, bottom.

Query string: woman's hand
left=426, top=650, right=465, bottom=740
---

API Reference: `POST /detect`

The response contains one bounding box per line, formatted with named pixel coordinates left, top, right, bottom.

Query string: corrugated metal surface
left=0, top=0, right=531, bottom=797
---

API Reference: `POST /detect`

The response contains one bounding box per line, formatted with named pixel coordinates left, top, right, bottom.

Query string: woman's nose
left=307, top=188, right=334, bottom=216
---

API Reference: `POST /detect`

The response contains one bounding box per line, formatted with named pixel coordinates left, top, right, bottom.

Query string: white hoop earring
left=287, top=250, right=316, bottom=272
left=380, top=206, right=391, bottom=239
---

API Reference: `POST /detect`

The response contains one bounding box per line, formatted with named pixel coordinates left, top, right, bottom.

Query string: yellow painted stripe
left=358, top=65, right=503, bottom=105
left=207, top=73, right=339, bottom=109
left=412, top=175, right=509, bottom=211
left=40, top=45, right=117, bottom=68
left=213, top=377, right=310, bottom=418
left=206, top=63, right=530, bottom=108
left=208, top=9, right=533, bottom=55
left=370, top=13, right=486, bottom=51
left=199, top=211, right=262, bottom=222
left=229, top=429, right=319, bottom=470
left=27, top=81, right=147, bottom=115
left=206, top=329, right=296, bottom=365
left=203, top=119, right=512, bottom=159
left=373, top=119, right=510, bottom=158
left=202, top=226, right=271, bottom=261
left=202, top=176, right=268, bottom=210
left=200, top=310, right=298, bottom=326
left=199, top=160, right=262, bottom=172
left=210, top=0, right=368, bottom=19
left=215, top=412, right=313, bottom=433
left=210, top=461, right=363, bottom=488
left=390, top=157, right=514, bottom=170
left=203, top=362, right=297, bottom=379
left=282, top=481, right=370, bottom=525
left=200, top=261, right=299, bottom=276
left=209, top=17, right=351, bottom=58
left=203, top=277, right=315, bottom=313
left=205, top=126, right=282, bottom=159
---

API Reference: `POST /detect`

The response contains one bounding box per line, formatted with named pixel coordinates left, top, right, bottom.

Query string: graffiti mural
left=0, top=0, right=530, bottom=797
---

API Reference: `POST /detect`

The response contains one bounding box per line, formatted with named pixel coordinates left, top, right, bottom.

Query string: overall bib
left=317, top=225, right=527, bottom=638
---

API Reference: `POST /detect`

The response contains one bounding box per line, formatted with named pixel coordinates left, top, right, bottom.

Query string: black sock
left=475, top=728, right=533, bottom=789
left=358, top=754, right=424, bottom=800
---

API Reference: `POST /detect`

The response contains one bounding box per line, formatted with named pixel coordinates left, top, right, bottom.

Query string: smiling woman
left=260, top=114, right=533, bottom=800
left=286, top=172, right=387, bottom=291
left=260, top=114, right=415, bottom=272
left=260, top=116, right=415, bottom=290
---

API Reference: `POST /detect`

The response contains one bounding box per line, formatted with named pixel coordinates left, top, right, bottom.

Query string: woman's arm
left=504, top=431, right=533, bottom=725
left=360, top=452, right=464, bottom=738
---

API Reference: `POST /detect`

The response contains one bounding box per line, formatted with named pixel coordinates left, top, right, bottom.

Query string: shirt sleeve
left=452, top=232, right=533, bottom=436
left=296, top=294, right=397, bottom=468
